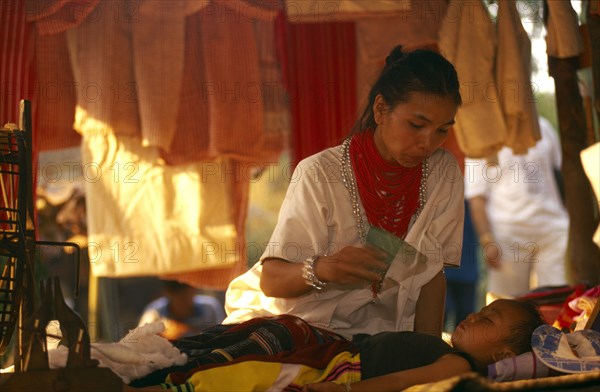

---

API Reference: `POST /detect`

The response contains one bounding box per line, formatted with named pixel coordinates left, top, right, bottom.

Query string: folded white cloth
left=48, top=321, right=187, bottom=384
left=487, top=351, right=549, bottom=382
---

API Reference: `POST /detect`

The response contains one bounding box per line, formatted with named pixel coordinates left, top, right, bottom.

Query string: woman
left=225, top=46, right=464, bottom=339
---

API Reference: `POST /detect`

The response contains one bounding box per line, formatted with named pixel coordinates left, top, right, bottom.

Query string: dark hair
left=503, top=299, right=546, bottom=355
left=351, top=45, right=461, bottom=134
left=162, top=280, right=193, bottom=293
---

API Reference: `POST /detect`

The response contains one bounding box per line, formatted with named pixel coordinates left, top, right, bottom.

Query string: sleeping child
left=129, top=299, right=545, bottom=391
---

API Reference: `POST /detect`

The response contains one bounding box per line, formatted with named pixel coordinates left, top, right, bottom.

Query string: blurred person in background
left=465, top=117, right=569, bottom=304
left=139, top=280, right=225, bottom=340
left=444, top=201, right=480, bottom=332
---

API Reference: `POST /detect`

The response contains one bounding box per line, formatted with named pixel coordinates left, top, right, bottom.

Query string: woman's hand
left=316, top=246, right=389, bottom=289
left=303, top=382, right=346, bottom=392
left=260, top=246, right=388, bottom=298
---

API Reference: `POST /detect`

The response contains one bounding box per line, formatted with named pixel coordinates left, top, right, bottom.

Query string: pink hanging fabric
left=27, top=0, right=284, bottom=164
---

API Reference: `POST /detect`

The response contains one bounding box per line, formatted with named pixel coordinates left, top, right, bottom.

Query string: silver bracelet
left=302, top=255, right=327, bottom=290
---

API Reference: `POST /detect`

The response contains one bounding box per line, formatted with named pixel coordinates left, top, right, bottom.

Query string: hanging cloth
left=438, top=0, right=507, bottom=159
left=355, top=0, right=446, bottom=108
left=496, top=0, right=541, bottom=154
left=1, top=0, right=35, bottom=127
left=28, top=0, right=284, bottom=164
left=277, top=13, right=357, bottom=166
left=82, top=131, right=240, bottom=278
left=0, top=0, right=39, bottom=201
left=546, top=0, right=584, bottom=59
left=29, top=1, right=284, bottom=287
left=284, top=0, right=411, bottom=22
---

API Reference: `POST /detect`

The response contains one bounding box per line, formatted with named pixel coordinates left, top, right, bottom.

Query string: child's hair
left=503, top=299, right=546, bottom=355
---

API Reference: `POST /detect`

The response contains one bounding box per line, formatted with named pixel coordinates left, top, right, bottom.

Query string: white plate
left=532, top=324, right=600, bottom=374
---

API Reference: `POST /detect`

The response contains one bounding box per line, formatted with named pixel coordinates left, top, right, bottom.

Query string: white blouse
left=224, top=145, right=464, bottom=339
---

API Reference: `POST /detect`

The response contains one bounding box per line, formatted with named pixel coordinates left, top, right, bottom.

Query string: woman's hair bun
left=385, top=45, right=406, bottom=66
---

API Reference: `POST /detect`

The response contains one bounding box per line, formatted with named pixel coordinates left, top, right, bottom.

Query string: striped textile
left=177, top=352, right=361, bottom=391
left=129, top=315, right=353, bottom=388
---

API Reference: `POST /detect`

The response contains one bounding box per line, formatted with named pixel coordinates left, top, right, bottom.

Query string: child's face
left=450, top=300, right=520, bottom=365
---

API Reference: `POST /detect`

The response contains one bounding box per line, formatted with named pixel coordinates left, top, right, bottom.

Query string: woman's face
left=372, top=92, right=458, bottom=167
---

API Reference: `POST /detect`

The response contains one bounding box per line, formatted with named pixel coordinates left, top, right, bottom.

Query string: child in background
left=138, top=280, right=225, bottom=340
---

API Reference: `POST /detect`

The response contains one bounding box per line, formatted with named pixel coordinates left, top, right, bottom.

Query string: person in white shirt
left=225, top=46, right=465, bottom=339
left=465, top=117, right=569, bottom=303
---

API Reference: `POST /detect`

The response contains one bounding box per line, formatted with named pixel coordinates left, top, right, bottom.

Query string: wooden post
left=548, top=55, right=600, bottom=286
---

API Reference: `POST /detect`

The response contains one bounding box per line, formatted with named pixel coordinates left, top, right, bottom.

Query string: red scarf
left=349, top=132, right=422, bottom=239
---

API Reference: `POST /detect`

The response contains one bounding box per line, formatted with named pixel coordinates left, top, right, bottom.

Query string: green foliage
left=245, top=152, right=290, bottom=267
left=535, top=91, right=559, bottom=131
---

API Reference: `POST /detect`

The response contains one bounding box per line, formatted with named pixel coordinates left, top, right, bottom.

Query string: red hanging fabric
left=276, top=13, right=357, bottom=166
left=22, top=0, right=97, bottom=153
left=1, top=0, right=35, bottom=128
left=0, top=0, right=38, bottom=228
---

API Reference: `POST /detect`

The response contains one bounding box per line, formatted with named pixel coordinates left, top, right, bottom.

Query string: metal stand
left=0, top=100, right=122, bottom=390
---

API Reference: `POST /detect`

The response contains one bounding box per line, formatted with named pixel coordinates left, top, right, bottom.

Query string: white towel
left=48, top=321, right=187, bottom=384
